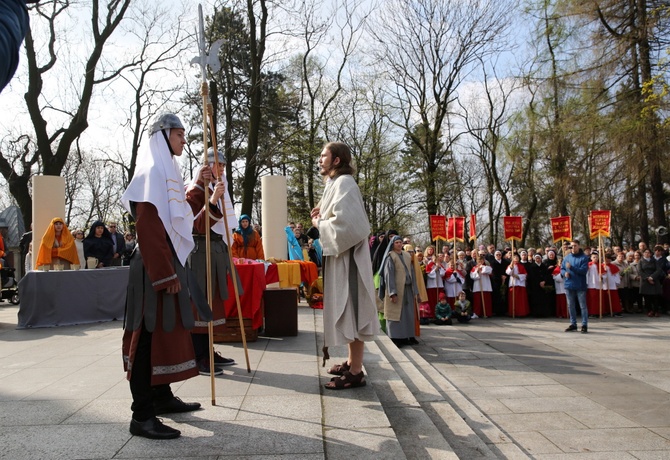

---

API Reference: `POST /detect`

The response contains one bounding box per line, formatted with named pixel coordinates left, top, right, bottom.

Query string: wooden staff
left=600, top=236, right=613, bottom=317
left=598, top=235, right=603, bottom=319
left=206, top=102, right=251, bottom=374
left=512, top=240, right=516, bottom=319
left=199, top=82, right=217, bottom=405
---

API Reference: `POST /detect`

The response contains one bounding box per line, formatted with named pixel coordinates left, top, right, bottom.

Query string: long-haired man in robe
left=310, top=142, right=380, bottom=390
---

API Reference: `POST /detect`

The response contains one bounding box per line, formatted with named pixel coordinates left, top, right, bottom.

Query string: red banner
left=469, top=214, right=477, bottom=242
left=430, top=215, right=447, bottom=241
left=447, top=217, right=465, bottom=242
left=589, top=210, right=611, bottom=239
left=503, top=216, right=523, bottom=241
left=550, top=216, right=572, bottom=243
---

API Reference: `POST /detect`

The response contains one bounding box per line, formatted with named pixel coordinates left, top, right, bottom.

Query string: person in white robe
left=310, top=142, right=380, bottom=390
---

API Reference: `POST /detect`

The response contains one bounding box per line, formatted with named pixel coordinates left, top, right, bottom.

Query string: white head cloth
left=121, top=131, right=194, bottom=266
left=190, top=165, right=238, bottom=244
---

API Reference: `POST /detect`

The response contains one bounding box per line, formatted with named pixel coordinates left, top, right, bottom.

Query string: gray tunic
left=384, top=251, right=418, bottom=339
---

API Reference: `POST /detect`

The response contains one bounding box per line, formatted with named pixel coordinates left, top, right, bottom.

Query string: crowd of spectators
left=369, top=232, right=670, bottom=324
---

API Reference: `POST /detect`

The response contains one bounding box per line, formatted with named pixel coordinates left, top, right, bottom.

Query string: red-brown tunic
left=122, top=202, right=199, bottom=386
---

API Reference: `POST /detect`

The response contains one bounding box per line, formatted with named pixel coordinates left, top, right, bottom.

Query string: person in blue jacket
left=561, top=239, right=590, bottom=333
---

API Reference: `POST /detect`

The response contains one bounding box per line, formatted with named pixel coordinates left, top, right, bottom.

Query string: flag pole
left=598, top=235, right=603, bottom=319
left=512, top=240, right=518, bottom=319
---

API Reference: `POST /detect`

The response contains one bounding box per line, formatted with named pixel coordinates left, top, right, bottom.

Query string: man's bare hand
left=166, top=280, right=182, bottom=294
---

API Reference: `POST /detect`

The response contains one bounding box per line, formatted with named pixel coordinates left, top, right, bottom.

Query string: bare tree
left=285, top=0, right=368, bottom=214
left=103, top=3, right=192, bottom=190
left=0, top=0, right=133, bottom=228
left=459, top=58, right=518, bottom=242
left=367, top=0, right=512, bottom=220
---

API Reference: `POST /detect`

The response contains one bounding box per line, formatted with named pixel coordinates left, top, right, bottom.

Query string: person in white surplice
left=310, top=142, right=380, bottom=390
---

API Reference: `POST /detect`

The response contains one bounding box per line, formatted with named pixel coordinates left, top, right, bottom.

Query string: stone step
left=373, top=334, right=531, bottom=459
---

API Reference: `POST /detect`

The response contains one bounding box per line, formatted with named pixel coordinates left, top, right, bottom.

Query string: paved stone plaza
left=0, top=300, right=668, bottom=459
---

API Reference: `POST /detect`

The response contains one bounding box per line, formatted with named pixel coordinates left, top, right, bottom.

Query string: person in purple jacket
left=561, top=239, right=591, bottom=333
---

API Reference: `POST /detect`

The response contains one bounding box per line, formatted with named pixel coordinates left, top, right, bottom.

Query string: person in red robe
left=586, top=251, right=607, bottom=317
left=470, top=252, right=493, bottom=317
left=506, top=254, right=530, bottom=317
left=120, top=113, right=213, bottom=440
left=553, top=265, right=568, bottom=318
left=603, top=259, right=623, bottom=316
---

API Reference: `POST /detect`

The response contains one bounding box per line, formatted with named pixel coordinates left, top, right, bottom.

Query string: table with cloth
left=17, top=260, right=272, bottom=330
left=17, top=267, right=129, bottom=328
left=220, top=259, right=267, bottom=331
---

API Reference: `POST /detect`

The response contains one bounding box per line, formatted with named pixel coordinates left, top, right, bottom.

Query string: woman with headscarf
left=527, top=253, right=549, bottom=316
left=371, top=229, right=398, bottom=275
left=379, top=236, right=418, bottom=347
left=83, top=221, right=114, bottom=268
left=369, top=231, right=385, bottom=261
left=232, top=214, right=265, bottom=260
left=35, top=217, right=79, bottom=270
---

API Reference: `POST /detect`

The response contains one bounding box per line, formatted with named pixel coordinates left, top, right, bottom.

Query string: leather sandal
left=327, top=360, right=350, bottom=376
left=324, top=371, right=366, bottom=390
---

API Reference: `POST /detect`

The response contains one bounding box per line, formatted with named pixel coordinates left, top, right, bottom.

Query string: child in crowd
left=433, top=292, right=453, bottom=325
left=453, top=291, right=472, bottom=323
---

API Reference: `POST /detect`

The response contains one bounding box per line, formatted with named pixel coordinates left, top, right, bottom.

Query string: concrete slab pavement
left=0, top=302, right=403, bottom=460
left=414, top=315, right=670, bottom=458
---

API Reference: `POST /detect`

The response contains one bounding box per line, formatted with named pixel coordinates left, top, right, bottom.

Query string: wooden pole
left=598, top=235, right=603, bottom=319
left=200, top=82, right=216, bottom=405
left=512, top=240, right=516, bottom=318
left=206, top=103, right=252, bottom=374
left=601, top=236, right=613, bottom=317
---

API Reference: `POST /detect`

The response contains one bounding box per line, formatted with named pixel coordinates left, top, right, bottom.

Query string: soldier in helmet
left=186, top=147, right=239, bottom=375
left=121, top=113, right=214, bottom=439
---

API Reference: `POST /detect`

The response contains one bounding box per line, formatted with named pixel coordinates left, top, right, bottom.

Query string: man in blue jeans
left=561, top=239, right=590, bottom=333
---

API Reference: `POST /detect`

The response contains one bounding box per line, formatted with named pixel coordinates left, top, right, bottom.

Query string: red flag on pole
left=430, top=215, right=447, bottom=241
left=589, top=210, right=611, bottom=239
left=503, top=216, right=523, bottom=241
left=550, top=216, right=572, bottom=243
left=448, top=217, right=465, bottom=242
left=469, top=214, right=477, bottom=242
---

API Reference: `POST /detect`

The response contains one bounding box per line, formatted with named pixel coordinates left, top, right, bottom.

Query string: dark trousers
left=491, top=281, right=506, bottom=316
left=129, top=324, right=174, bottom=421
left=192, top=333, right=209, bottom=362
left=642, top=294, right=660, bottom=313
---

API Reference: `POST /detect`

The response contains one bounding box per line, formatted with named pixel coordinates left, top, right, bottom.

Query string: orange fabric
left=0, top=232, right=5, bottom=258
left=36, top=217, right=79, bottom=267
left=286, top=260, right=318, bottom=285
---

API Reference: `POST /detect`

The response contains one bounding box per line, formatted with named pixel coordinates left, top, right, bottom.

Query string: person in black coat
left=527, top=253, right=550, bottom=316
left=488, top=249, right=510, bottom=316
left=83, top=220, right=114, bottom=268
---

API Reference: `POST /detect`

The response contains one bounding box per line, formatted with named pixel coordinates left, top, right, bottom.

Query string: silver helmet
left=207, top=147, right=226, bottom=165
left=148, top=113, right=185, bottom=138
